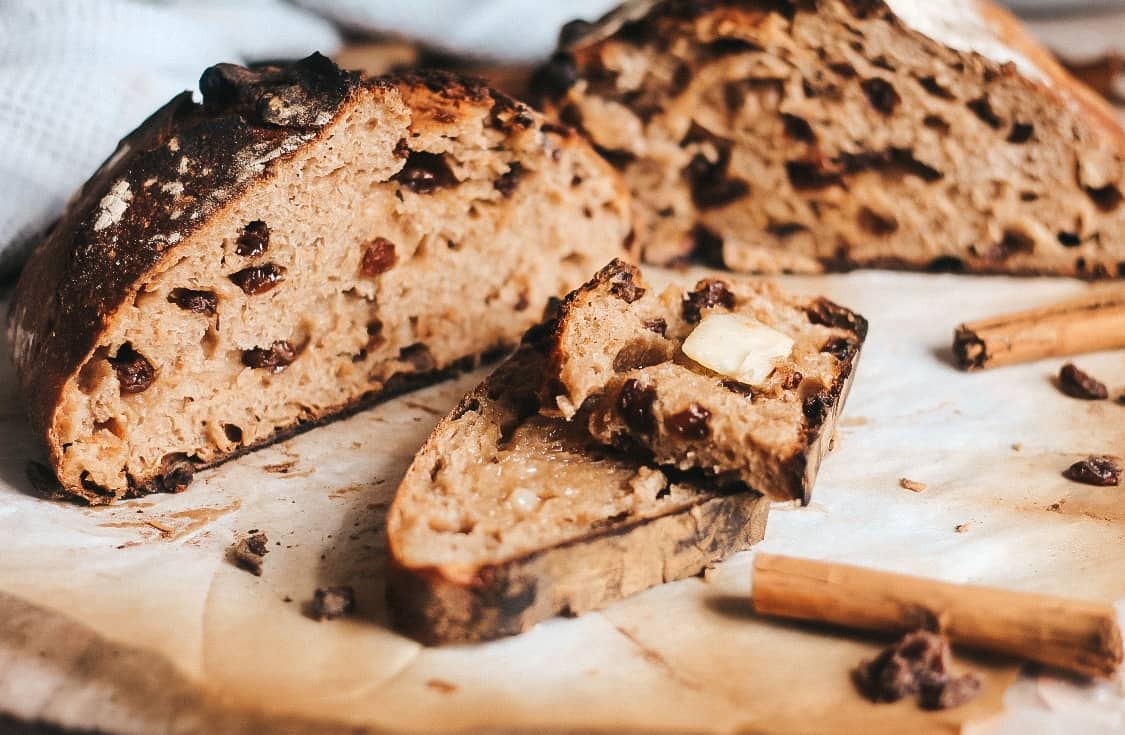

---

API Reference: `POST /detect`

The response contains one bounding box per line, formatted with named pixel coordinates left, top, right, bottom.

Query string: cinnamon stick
left=752, top=553, right=1123, bottom=679
left=953, top=290, right=1125, bottom=370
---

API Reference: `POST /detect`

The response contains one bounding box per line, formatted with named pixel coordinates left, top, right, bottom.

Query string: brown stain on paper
left=98, top=500, right=241, bottom=542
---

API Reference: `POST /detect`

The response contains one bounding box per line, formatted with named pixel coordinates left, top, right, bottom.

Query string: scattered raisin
left=167, top=288, right=217, bottom=315
left=643, top=318, right=668, bottom=337
left=392, top=151, right=457, bottom=194
left=721, top=379, right=754, bottom=398
left=1063, top=456, right=1120, bottom=486
left=236, top=220, right=270, bottom=257
left=822, top=337, right=854, bottom=361
left=619, top=379, right=657, bottom=435
left=782, top=371, right=804, bottom=390
left=108, top=343, right=156, bottom=394
left=683, top=151, right=750, bottom=210
left=360, top=238, right=397, bottom=277
left=803, top=392, right=833, bottom=425
left=229, top=263, right=285, bottom=295
left=230, top=532, right=269, bottom=576
left=806, top=298, right=862, bottom=333
left=159, top=453, right=195, bottom=493
left=665, top=404, right=711, bottom=439
left=494, top=162, right=524, bottom=197
left=683, top=279, right=735, bottom=323
left=1058, top=363, right=1108, bottom=400
left=608, top=267, right=645, bottom=303
left=854, top=631, right=981, bottom=711
left=242, top=340, right=297, bottom=373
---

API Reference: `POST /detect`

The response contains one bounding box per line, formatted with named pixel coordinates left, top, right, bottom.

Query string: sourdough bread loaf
left=533, top=0, right=1125, bottom=277
left=7, top=54, right=633, bottom=503
left=386, top=342, right=769, bottom=644
left=542, top=260, right=866, bottom=503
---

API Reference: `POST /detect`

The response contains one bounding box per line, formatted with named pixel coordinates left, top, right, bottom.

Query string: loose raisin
left=1062, top=456, right=1120, bottom=486
left=1058, top=363, right=1108, bottom=400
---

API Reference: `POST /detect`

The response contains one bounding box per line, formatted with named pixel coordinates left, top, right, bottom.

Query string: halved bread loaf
left=7, top=54, right=632, bottom=503
left=386, top=343, right=769, bottom=644
left=533, top=0, right=1125, bottom=277
left=542, top=260, right=866, bottom=503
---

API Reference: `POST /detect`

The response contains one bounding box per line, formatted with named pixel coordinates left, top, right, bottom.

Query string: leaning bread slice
left=386, top=344, right=769, bottom=644
left=542, top=260, right=866, bottom=503
left=534, top=0, right=1125, bottom=277
left=7, top=54, right=632, bottom=503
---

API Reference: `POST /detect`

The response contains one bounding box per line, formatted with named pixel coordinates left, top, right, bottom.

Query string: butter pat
left=681, top=313, right=794, bottom=386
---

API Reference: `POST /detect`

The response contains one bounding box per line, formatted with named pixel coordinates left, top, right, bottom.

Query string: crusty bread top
left=6, top=54, right=584, bottom=442
left=544, top=0, right=1124, bottom=151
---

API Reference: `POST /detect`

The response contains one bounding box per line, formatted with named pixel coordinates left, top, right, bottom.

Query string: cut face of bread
left=385, top=345, right=769, bottom=644
left=541, top=260, right=866, bottom=503
left=7, top=54, right=632, bottom=503
left=535, top=0, right=1125, bottom=277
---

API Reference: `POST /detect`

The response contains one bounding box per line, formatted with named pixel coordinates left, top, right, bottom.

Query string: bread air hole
left=967, top=96, right=1003, bottom=129
left=917, top=76, right=955, bottom=100
left=1007, top=122, right=1034, bottom=144
left=222, top=424, right=244, bottom=443
left=77, top=347, right=112, bottom=394
left=613, top=340, right=670, bottom=373
left=94, top=417, right=126, bottom=439
left=922, top=115, right=950, bottom=133
left=1058, top=231, right=1082, bottom=247
left=857, top=206, right=898, bottom=236
left=1085, top=184, right=1123, bottom=212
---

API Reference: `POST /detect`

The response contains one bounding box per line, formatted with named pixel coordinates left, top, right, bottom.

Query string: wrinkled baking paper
left=1, top=268, right=1123, bottom=735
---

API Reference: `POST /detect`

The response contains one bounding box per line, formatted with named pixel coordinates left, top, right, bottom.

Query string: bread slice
left=385, top=343, right=769, bottom=644
left=533, top=0, right=1125, bottom=277
left=541, top=260, right=866, bottom=503
left=7, top=54, right=633, bottom=503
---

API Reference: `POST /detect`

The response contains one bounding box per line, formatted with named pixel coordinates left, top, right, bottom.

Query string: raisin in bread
left=386, top=344, right=769, bottom=644
left=541, top=260, right=866, bottom=503
left=7, top=54, right=633, bottom=503
left=533, top=0, right=1125, bottom=277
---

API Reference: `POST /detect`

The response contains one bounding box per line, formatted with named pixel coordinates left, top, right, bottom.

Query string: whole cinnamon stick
left=953, top=290, right=1125, bottom=370
left=752, top=553, right=1123, bottom=679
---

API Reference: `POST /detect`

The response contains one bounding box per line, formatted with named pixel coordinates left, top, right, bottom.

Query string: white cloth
left=0, top=0, right=617, bottom=278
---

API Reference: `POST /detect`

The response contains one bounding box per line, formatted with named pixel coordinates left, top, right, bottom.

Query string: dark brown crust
left=387, top=488, right=769, bottom=645
left=6, top=53, right=577, bottom=501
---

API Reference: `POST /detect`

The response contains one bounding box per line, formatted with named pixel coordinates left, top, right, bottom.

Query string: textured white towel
left=0, top=0, right=616, bottom=278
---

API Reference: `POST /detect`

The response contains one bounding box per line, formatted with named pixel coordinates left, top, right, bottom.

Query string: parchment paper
left=1, top=267, right=1123, bottom=734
